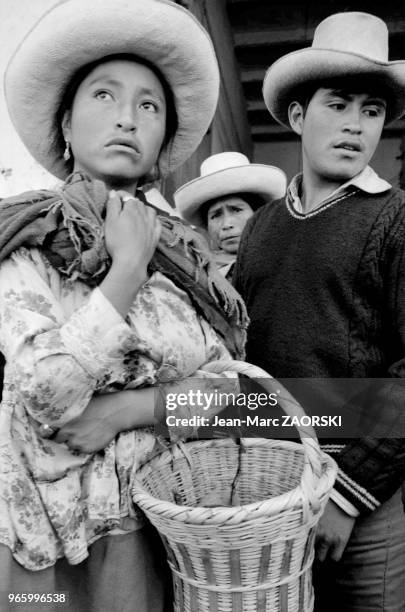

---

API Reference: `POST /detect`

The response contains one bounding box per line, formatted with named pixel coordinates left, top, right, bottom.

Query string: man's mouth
left=334, top=141, right=362, bottom=153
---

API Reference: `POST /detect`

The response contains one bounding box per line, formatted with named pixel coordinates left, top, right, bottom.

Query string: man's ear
left=288, top=101, right=305, bottom=136
left=61, top=110, right=72, bottom=142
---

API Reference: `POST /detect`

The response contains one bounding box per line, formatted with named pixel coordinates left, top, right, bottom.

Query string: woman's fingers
left=104, top=190, right=161, bottom=267
left=150, top=211, right=162, bottom=248
left=106, top=189, right=123, bottom=218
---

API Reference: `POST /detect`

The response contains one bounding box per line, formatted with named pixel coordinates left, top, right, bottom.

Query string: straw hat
left=4, top=0, right=219, bottom=179
left=174, top=152, right=287, bottom=227
left=263, top=12, right=405, bottom=127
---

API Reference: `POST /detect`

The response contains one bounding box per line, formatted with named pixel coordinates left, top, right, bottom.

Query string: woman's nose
left=221, top=214, right=235, bottom=230
left=116, top=106, right=137, bottom=131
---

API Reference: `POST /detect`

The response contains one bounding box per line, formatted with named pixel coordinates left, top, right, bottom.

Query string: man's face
left=290, top=87, right=386, bottom=187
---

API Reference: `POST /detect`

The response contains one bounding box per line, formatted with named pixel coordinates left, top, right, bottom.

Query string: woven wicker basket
left=132, top=361, right=337, bottom=612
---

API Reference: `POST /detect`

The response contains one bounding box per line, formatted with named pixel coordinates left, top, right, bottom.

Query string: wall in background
left=254, top=136, right=403, bottom=186
left=0, top=0, right=61, bottom=197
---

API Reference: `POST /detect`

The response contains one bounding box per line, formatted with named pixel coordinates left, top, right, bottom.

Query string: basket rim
left=132, top=438, right=337, bottom=525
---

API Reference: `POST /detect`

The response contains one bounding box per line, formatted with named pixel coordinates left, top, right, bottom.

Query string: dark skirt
left=0, top=526, right=173, bottom=612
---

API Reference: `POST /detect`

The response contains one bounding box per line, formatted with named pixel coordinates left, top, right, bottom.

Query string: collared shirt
left=288, top=166, right=392, bottom=215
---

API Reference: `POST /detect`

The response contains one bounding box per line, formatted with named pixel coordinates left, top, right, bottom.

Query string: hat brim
left=175, top=164, right=287, bottom=227
left=5, top=0, right=219, bottom=179
left=263, top=48, right=405, bottom=127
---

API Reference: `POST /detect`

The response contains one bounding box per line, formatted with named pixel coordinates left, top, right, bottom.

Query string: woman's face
left=206, top=195, right=254, bottom=255
left=62, top=59, right=167, bottom=192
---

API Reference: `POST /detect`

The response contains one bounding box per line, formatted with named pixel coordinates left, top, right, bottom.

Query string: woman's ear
left=61, top=110, right=72, bottom=142
left=288, top=101, right=305, bottom=136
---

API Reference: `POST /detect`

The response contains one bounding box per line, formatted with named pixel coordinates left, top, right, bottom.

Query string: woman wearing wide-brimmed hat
left=0, top=1, right=247, bottom=610
left=175, top=152, right=286, bottom=280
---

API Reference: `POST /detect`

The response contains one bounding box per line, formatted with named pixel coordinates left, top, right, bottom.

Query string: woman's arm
left=0, top=196, right=159, bottom=426
left=55, top=387, right=156, bottom=452
left=0, top=192, right=161, bottom=428
left=55, top=371, right=239, bottom=453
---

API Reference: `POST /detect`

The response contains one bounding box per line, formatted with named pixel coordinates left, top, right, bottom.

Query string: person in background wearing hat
left=175, top=152, right=286, bottom=280
left=0, top=1, right=247, bottom=610
left=234, top=11, right=405, bottom=611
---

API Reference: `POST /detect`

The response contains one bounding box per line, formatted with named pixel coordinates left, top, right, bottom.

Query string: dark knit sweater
left=234, top=187, right=405, bottom=514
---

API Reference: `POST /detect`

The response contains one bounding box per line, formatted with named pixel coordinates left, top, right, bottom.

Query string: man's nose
left=343, top=106, right=362, bottom=134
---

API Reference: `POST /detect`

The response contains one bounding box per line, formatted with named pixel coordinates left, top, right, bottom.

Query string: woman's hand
left=54, top=387, right=157, bottom=453
left=105, top=190, right=161, bottom=275
left=54, top=394, right=119, bottom=453
left=100, top=191, right=162, bottom=317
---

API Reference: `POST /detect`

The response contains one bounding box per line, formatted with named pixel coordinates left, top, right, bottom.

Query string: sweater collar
left=288, top=166, right=391, bottom=214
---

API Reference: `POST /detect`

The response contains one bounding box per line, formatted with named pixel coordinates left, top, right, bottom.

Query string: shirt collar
left=288, top=166, right=392, bottom=214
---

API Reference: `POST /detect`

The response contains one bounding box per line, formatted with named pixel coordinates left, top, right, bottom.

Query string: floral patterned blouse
left=0, top=247, right=232, bottom=570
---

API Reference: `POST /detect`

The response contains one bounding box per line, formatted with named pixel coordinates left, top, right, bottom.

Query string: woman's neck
left=71, top=165, right=139, bottom=195
left=103, top=178, right=139, bottom=195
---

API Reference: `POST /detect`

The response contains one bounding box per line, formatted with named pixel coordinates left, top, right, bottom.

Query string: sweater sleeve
left=333, top=191, right=405, bottom=514
left=333, top=438, right=405, bottom=513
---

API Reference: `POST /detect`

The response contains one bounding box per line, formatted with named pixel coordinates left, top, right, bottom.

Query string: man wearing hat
left=175, top=152, right=286, bottom=280
left=234, top=12, right=405, bottom=610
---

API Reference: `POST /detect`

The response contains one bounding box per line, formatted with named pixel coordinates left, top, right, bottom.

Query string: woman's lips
left=221, top=236, right=239, bottom=244
left=105, top=138, right=141, bottom=156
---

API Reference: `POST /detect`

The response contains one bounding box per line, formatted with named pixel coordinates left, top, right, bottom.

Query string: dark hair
left=292, top=75, right=393, bottom=119
left=56, top=53, right=178, bottom=175
left=201, top=192, right=265, bottom=226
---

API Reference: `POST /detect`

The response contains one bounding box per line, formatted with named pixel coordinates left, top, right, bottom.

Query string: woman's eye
left=95, top=90, right=113, bottom=101
left=141, top=101, right=158, bottom=113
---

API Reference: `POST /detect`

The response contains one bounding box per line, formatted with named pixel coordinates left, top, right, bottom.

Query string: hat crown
left=200, top=152, right=250, bottom=177
left=312, top=12, right=389, bottom=62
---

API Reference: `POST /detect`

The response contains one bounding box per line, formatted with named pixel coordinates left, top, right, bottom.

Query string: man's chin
left=325, top=160, right=367, bottom=183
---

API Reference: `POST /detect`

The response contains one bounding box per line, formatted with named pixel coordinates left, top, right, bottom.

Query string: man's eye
left=364, top=107, right=383, bottom=117
left=95, top=91, right=113, bottom=101
left=329, top=103, right=345, bottom=110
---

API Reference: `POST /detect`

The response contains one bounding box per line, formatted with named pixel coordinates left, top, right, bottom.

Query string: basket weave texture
left=133, top=361, right=337, bottom=612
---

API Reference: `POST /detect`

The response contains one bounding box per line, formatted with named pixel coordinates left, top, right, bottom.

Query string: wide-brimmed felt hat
left=4, top=0, right=219, bottom=179
left=263, top=12, right=405, bottom=127
left=174, top=151, right=287, bottom=227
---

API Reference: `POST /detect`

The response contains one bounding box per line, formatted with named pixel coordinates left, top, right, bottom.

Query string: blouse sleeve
left=0, top=248, right=138, bottom=426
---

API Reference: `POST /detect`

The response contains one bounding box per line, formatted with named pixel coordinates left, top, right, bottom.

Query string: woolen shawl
left=0, top=173, right=247, bottom=359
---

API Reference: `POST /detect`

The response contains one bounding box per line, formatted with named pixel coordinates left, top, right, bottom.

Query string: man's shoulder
left=369, top=185, right=405, bottom=204
left=369, top=186, right=405, bottom=219
left=249, top=197, right=285, bottom=228
left=349, top=185, right=405, bottom=219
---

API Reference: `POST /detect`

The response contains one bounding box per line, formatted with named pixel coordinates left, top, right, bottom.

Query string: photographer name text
left=166, top=414, right=342, bottom=427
